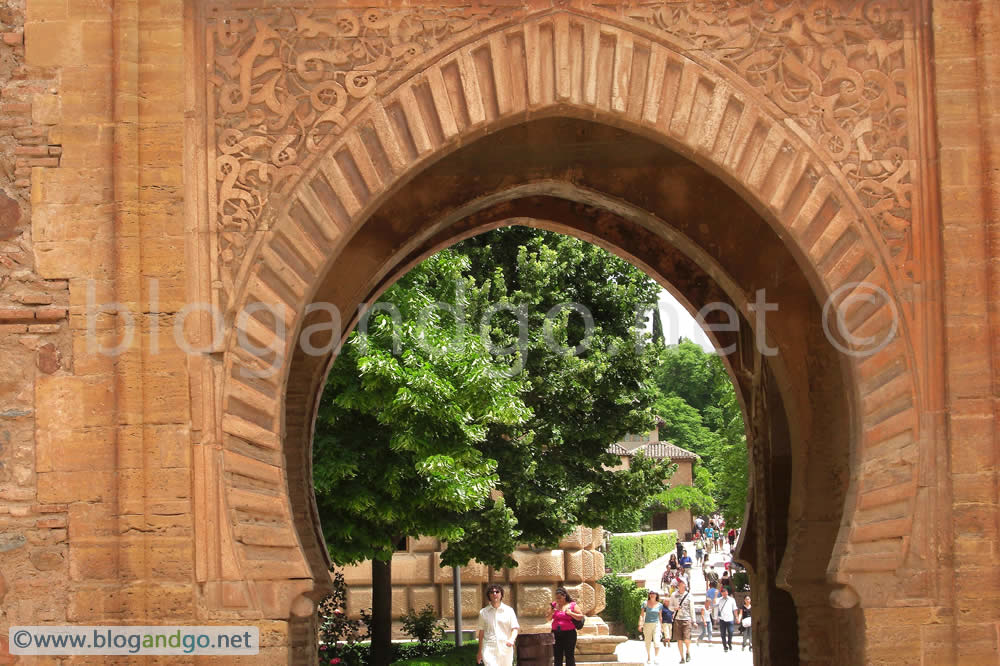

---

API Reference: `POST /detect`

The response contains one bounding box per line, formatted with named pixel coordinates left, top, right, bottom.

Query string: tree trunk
left=370, top=558, right=393, bottom=666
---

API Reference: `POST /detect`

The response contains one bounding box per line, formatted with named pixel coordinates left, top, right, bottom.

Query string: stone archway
left=187, top=4, right=941, bottom=664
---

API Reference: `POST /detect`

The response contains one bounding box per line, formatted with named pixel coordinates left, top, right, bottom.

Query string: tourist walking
left=716, top=587, right=738, bottom=653
left=727, top=527, right=737, bottom=552
left=720, top=566, right=732, bottom=593
left=661, top=597, right=674, bottom=647
left=704, top=526, right=714, bottom=554
left=679, top=550, right=692, bottom=574
left=549, top=587, right=584, bottom=666
left=636, top=590, right=663, bottom=665
left=668, top=580, right=695, bottom=663
left=477, top=585, right=519, bottom=666
left=694, top=536, right=705, bottom=567
left=696, top=598, right=714, bottom=646
left=704, top=565, right=720, bottom=594
left=666, top=553, right=680, bottom=580
left=705, top=580, right=719, bottom=608
left=738, top=595, right=753, bottom=651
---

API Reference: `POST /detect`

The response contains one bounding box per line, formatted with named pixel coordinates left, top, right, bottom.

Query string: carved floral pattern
left=594, top=0, right=913, bottom=261
left=207, top=4, right=517, bottom=306
left=207, top=1, right=917, bottom=308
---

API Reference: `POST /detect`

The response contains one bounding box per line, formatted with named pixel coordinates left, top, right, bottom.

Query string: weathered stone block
left=409, top=535, right=439, bottom=552
left=69, top=542, right=117, bottom=581
left=559, top=526, right=586, bottom=549
left=593, top=581, right=606, bottom=615
left=432, top=555, right=488, bottom=583
left=442, top=585, right=481, bottom=619
left=346, top=586, right=372, bottom=620
left=508, top=550, right=565, bottom=582
left=29, top=547, right=65, bottom=572
left=516, top=584, right=555, bottom=618
left=409, top=586, right=438, bottom=613
left=393, top=553, right=433, bottom=585
left=563, top=583, right=595, bottom=615
left=391, top=586, right=409, bottom=618
left=339, top=561, right=372, bottom=586
left=38, top=471, right=114, bottom=503
left=592, top=550, right=605, bottom=575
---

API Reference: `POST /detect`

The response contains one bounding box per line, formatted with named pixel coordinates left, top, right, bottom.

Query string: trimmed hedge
left=604, top=531, right=678, bottom=574
left=598, top=575, right=648, bottom=639
left=391, top=642, right=480, bottom=665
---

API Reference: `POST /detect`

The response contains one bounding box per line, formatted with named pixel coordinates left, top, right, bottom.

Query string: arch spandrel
left=194, top=1, right=939, bottom=623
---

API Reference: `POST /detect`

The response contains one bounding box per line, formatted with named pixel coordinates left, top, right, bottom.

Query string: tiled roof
left=632, top=441, right=700, bottom=461
left=606, top=442, right=631, bottom=456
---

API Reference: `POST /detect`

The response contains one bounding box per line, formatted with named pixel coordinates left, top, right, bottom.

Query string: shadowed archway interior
left=277, top=117, right=857, bottom=664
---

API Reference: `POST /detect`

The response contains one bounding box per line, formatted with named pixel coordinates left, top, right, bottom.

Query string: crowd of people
left=474, top=515, right=748, bottom=666
left=638, top=515, right=750, bottom=664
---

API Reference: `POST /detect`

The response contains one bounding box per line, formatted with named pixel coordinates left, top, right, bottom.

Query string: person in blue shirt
left=679, top=552, right=693, bottom=572
left=636, top=590, right=663, bottom=664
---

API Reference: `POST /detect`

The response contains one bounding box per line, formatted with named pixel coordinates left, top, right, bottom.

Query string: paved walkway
left=615, top=540, right=753, bottom=665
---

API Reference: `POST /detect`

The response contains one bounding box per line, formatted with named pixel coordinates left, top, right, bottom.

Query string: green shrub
left=640, top=532, right=676, bottom=564
left=604, top=531, right=677, bottom=573
left=399, top=605, right=446, bottom=646
left=318, top=571, right=370, bottom=666
left=391, top=642, right=480, bottom=665
left=599, top=574, right=648, bottom=639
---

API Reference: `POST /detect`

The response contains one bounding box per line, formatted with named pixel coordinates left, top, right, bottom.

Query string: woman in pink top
left=547, top=587, right=585, bottom=666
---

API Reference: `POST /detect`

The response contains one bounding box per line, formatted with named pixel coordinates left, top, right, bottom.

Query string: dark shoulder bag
left=570, top=602, right=585, bottom=630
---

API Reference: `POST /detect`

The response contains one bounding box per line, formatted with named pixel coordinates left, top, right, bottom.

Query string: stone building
left=1, top=1, right=998, bottom=664
left=339, top=527, right=608, bottom=639
left=609, top=431, right=701, bottom=534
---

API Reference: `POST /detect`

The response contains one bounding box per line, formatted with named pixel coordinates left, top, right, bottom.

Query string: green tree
left=652, top=340, right=748, bottom=526
left=433, top=227, right=673, bottom=552
left=313, top=252, right=531, bottom=665
left=314, top=228, right=674, bottom=664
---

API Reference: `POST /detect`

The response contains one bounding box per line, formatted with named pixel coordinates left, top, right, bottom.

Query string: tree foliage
left=313, top=252, right=530, bottom=568
left=313, top=227, right=675, bottom=659
left=651, top=339, right=748, bottom=525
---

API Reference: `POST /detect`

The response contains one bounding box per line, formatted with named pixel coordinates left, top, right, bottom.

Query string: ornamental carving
left=206, top=2, right=918, bottom=309
left=593, top=0, right=914, bottom=262
left=206, top=4, right=519, bottom=308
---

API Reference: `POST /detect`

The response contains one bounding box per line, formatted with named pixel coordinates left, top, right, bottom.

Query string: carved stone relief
left=206, top=1, right=919, bottom=313
left=592, top=0, right=914, bottom=263
left=206, top=4, right=520, bottom=309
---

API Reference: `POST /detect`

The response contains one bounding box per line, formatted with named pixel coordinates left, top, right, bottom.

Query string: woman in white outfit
left=477, top=585, right=519, bottom=666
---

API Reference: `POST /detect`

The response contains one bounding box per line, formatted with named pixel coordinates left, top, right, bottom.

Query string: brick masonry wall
left=0, top=1, right=997, bottom=664
left=0, top=0, right=73, bottom=652
left=931, top=1, right=1000, bottom=664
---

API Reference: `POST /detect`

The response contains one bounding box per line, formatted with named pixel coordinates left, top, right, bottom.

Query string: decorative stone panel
left=508, top=550, right=566, bottom=582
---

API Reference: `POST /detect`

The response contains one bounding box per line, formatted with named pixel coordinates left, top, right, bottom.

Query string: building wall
left=0, top=2, right=995, bottom=664
left=339, top=527, right=607, bottom=637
